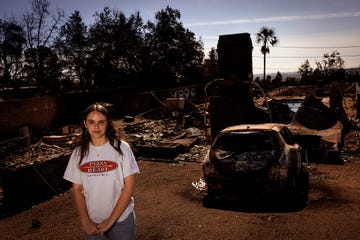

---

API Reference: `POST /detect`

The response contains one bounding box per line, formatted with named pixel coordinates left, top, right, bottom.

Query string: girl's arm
left=96, top=174, right=135, bottom=232
left=72, top=182, right=99, bottom=235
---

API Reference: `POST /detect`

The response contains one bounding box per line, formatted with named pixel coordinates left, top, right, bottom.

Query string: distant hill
left=253, top=67, right=360, bottom=80
left=253, top=71, right=300, bottom=79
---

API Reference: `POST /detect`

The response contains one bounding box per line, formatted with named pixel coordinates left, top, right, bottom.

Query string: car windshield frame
left=213, top=130, right=281, bottom=153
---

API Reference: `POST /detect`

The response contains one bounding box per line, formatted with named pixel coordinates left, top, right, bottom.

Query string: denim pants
left=85, top=212, right=136, bottom=240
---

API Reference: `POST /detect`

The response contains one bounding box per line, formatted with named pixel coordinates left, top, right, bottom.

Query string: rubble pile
left=0, top=141, right=73, bottom=171
left=174, top=144, right=210, bottom=162
left=1, top=85, right=356, bottom=169
left=122, top=118, right=181, bottom=146
left=118, top=109, right=209, bottom=162
left=0, top=105, right=209, bottom=172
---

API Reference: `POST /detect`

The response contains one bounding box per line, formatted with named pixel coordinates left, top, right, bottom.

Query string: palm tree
left=256, top=26, right=279, bottom=88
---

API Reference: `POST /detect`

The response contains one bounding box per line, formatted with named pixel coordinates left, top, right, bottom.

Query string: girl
left=64, top=103, right=139, bottom=239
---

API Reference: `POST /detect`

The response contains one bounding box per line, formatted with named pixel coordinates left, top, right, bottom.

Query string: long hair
left=78, top=103, right=123, bottom=165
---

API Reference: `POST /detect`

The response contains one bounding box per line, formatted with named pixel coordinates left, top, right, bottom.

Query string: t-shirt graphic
left=80, top=160, right=118, bottom=173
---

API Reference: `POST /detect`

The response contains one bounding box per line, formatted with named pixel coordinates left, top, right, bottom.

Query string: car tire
left=284, top=170, right=309, bottom=210
left=279, top=170, right=309, bottom=211
left=294, top=170, right=309, bottom=208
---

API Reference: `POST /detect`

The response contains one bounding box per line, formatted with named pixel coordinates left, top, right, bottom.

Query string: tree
left=56, top=10, right=88, bottom=92
left=311, top=68, right=323, bottom=83
left=256, top=26, right=279, bottom=87
left=202, top=47, right=218, bottom=83
left=145, top=6, right=203, bottom=89
left=88, top=7, right=144, bottom=89
left=272, top=71, right=282, bottom=88
left=0, top=19, right=26, bottom=89
left=265, top=75, right=272, bottom=90
left=23, top=46, right=61, bottom=94
left=22, top=0, right=64, bottom=95
left=315, top=51, right=344, bottom=82
left=298, top=59, right=313, bottom=84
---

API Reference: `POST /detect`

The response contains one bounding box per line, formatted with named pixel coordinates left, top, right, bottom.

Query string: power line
left=254, top=44, right=360, bottom=49
left=253, top=54, right=360, bottom=59
left=205, top=45, right=360, bottom=55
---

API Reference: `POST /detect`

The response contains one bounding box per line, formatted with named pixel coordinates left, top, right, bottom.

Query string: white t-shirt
left=63, top=140, right=139, bottom=223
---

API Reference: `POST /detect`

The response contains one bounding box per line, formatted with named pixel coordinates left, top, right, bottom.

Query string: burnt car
left=202, top=123, right=308, bottom=202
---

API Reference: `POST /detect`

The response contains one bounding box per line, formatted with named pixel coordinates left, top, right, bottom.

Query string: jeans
left=85, top=212, right=136, bottom=240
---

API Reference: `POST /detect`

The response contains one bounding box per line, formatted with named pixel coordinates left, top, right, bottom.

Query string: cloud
left=186, top=11, right=360, bottom=27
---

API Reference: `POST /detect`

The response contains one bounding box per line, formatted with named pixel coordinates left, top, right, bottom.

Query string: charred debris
left=1, top=32, right=358, bottom=172
left=0, top=83, right=356, bottom=171
left=1, top=32, right=358, bottom=171
left=0, top=81, right=357, bottom=217
left=0, top=32, right=359, bottom=217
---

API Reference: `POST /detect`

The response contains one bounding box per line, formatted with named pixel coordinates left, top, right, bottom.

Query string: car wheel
left=294, top=170, right=309, bottom=207
left=279, top=170, right=309, bottom=210
left=284, top=170, right=309, bottom=210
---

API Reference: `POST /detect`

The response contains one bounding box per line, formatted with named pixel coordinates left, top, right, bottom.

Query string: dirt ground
left=1, top=89, right=360, bottom=240
left=0, top=130, right=360, bottom=240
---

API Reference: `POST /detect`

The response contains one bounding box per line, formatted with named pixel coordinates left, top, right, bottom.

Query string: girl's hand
left=82, top=219, right=99, bottom=235
left=97, top=218, right=115, bottom=233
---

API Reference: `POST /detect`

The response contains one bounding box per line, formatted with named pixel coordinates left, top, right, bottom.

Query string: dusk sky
left=2, top=0, right=360, bottom=74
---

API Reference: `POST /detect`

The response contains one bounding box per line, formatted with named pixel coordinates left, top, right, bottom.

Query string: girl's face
left=84, top=110, right=108, bottom=143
